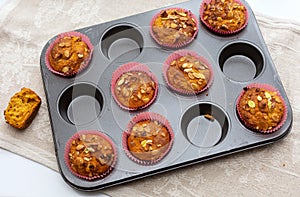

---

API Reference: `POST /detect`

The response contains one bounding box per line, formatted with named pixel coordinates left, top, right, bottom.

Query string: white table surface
left=1, top=0, right=299, bottom=196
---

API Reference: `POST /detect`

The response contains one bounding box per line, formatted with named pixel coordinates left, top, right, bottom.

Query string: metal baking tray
left=39, top=0, right=293, bottom=191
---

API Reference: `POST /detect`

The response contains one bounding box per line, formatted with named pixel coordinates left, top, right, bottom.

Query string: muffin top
left=48, top=35, right=90, bottom=75
left=151, top=8, right=198, bottom=46
left=166, top=53, right=211, bottom=94
left=238, top=87, right=285, bottom=131
left=68, top=133, right=115, bottom=178
left=127, top=119, right=170, bottom=161
left=202, top=0, right=247, bottom=33
left=114, top=71, right=156, bottom=109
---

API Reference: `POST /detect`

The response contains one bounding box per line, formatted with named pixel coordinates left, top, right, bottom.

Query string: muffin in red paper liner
left=45, top=31, right=93, bottom=77
left=122, top=112, right=174, bottom=165
left=111, top=62, right=158, bottom=111
left=64, top=130, right=117, bottom=181
left=200, top=0, right=248, bottom=35
left=150, top=7, right=199, bottom=48
left=163, top=49, right=213, bottom=95
left=237, top=84, right=287, bottom=134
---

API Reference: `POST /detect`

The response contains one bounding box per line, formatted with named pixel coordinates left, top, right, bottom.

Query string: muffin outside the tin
left=237, top=83, right=287, bottom=133
left=122, top=112, right=174, bottom=165
left=200, top=0, right=248, bottom=35
left=111, top=62, right=158, bottom=111
left=150, top=7, right=199, bottom=48
left=45, top=31, right=93, bottom=77
left=64, top=130, right=117, bottom=180
left=163, top=50, right=213, bottom=95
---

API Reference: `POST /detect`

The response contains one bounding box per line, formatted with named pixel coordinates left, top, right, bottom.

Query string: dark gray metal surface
left=39, top=0, right=293, bottom=191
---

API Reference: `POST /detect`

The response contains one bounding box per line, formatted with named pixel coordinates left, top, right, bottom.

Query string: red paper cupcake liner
left=111, top=62, right=159, bottom=111
left=236, top=83, right=287, bottom=134
left=200, top=0, right=249, bottom=35
left=122, top=112, right=174, bottom=165
left=64, top=130, right=117, bottom=181
left=163, top=49, right=214, bottom=95
left=150, top=7, right=199, bottom=48
left=45, top=31, right=94, bottom=77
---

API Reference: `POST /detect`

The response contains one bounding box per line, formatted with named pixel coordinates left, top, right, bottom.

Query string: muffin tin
left=39, top=0, right=293, bottom=191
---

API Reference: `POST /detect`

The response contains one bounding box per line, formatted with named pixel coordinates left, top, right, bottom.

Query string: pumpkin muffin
left=111, top=62, right=158, bottom=110
left=237, top=84, right=286, bottom=133
left=150, top=8, right=198, bottom=48
left=200, top=0, right=248, bottom=34
left=123, top=112, right=174, bottom=165
left=163, top=50, right=212, bottom=94
left=46, top=32, right=93, bottom=76
left=65, top=131, right=117, bottom=180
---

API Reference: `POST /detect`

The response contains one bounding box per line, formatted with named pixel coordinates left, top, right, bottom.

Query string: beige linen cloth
left=0, top=0, right=299, bottom=196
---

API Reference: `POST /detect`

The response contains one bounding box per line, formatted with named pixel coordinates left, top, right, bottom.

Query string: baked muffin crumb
left=4, top=88, right=41, bottom=129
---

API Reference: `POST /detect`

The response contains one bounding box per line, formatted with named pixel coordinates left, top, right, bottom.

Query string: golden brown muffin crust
left=238, top=87, right=285, bottom=131
left=68, top=133, right=115, bottom=178
left=49, top=35, right=90, bottom=75
left=167, top=53, right=210, bottom=93
left=127, top=120, right=170, bottom=161
left=202, top=0, right=247, bottom=32
left=4, top=88, right=41, bottom=129
left=152, top=9, right=197, bottom=46
left=114, top=71, right=156, bottom=109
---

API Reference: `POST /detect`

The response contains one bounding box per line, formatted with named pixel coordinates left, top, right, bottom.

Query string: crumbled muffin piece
left=4, top=88, right=41, bottom=129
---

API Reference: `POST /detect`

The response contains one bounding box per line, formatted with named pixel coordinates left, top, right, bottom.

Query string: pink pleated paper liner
left=45, top=31, right=94, bottom=77
left=111, top=62, right=159, bottom=111
left=163, top=49, right=214, bottom=95
left=150, top=7, right=199, bottom=48
left=122, top=112, right=174, bottom=165
left=200, top=0, right=249, bottom=35
left=64, top=130, right=117, bottom=181
left=236, top=83, right=287, bottom=134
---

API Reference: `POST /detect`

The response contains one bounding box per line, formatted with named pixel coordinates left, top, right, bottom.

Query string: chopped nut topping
left=265, top=92, right=271, bottom=99
left=141, top=139, right=153, bottom=148
left=76, top=144, right=85, bottom=150
left=62, top=66, right=69, bottom=73
left=248, top=100, right=256, bottom=108
left=268, top=100, right=273, bottom=109
left=257, top=95, right=262, bottom=101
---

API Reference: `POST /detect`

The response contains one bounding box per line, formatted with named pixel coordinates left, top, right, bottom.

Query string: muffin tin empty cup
left=219, top=41, right=264, bottom=82
left=181, top=102, right=229, bottom=148
left=58, top=83, right=104, bottom=125
left=100, top=24, right=144, bottom=62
